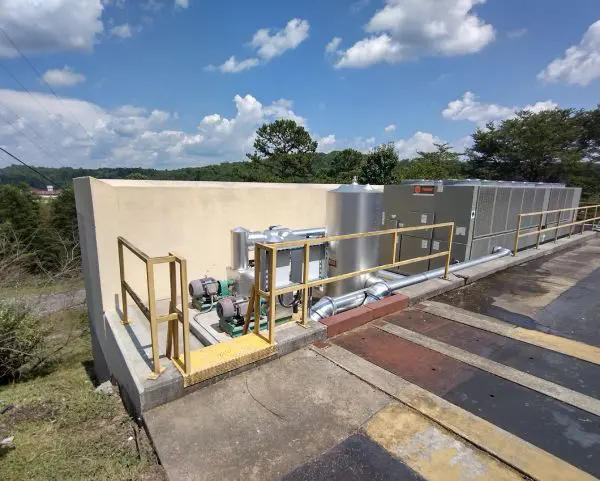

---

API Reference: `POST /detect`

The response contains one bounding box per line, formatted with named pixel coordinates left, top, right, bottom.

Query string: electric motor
left=216, top=296, right=249, bottom=325
left=189, top=277, right=219, bottom=299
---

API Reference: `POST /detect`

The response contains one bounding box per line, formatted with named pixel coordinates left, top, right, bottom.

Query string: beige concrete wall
left=74, top=178, right=337, bottom=316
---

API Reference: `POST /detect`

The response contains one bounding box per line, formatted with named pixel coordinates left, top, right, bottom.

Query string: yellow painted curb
left=312, top=343, right=597, bottom=481
left=365, top=403, right=523, bottom=481
left=422, top=301, right=600, bottom=366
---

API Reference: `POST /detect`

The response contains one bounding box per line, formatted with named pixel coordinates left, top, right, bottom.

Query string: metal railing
left=514, top=204, right=600, bottom=255
left=117, top=237, right=191, bottom=378
left=248, top=222, right=455, bottom=340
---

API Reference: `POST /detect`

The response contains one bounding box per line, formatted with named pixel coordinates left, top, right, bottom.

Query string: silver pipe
left=231, top=227, right=250, bottom=270
left=291, top=227, right=327, bottom=237
left=231, top=226, right=325, bottom=271
left=309, top=247, right=511, bottom=322
left=364, top=270, right=406, bottom=288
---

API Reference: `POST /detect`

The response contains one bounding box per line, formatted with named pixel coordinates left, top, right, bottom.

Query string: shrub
left=0, top=299, right=53, bottom=383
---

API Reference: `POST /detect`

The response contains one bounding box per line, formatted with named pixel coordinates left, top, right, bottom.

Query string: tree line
left=0, top=105, right=599, bottom=282
left=1, top=106, right=599, bottom=202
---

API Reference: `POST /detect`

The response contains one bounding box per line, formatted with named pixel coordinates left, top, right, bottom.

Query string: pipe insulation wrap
left=309, top=247, right=512, bottom=322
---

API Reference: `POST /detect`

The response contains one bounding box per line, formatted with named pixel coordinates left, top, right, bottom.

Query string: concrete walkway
left=145, top=235, right=600, bottom=481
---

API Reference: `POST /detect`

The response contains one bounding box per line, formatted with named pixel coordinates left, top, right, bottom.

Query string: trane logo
left=413, top=185, right=435, bottom=195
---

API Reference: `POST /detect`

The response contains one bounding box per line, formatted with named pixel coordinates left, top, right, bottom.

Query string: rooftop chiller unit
left=379, top=180, right=581, bottom=275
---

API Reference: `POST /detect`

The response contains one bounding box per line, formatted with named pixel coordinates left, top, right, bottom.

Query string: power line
left=0, top=100, right=68, bottom=167
left=0, top=63, right=65, bottom=132
left=0, top=27, right=98, bottom=144
left=0, top=145, right=55, bottom=184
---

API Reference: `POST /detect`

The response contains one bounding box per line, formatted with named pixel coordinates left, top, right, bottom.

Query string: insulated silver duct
left=309, top=247, right=511, bottom=322
left=364, top=270, right=406, bottom=288
left=230, top=226, right=325, bottom=271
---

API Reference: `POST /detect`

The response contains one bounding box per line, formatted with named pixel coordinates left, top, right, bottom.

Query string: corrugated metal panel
left=470, top=236, right=491, bottom=259
left=474, top=187, right=496, bottom=237
left=506, top=188, right=524, bottom=230
left=560, top=190, right=574, bottom=222
left=492, top=188, right=511, bottom=234
left=520, top=188, right=535, bottom=228
left=546, top=189, right=561, bottom=224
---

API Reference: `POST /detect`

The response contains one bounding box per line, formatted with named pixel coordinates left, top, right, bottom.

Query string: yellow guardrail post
left=513, top=204, right=600, bottom=256
left=253, top=245, right=261, bottom=335
left=146, top=260, right=162, bottom=379
left=179, top=256, right=191, bottom=375
left=301, top=242, right=310, bottom=328
left=391, top=230, right=398, bottom=264
left=117, top=237, right=193, bottom=379
left=118, top=239, right=129, bottom=325
left=513, top=214, right=522, bottom=256
left=268, top=246, right=277, bottom=344
left=254, top=222, right=455, bottom=333
left=444, top=223, right=454, bottom=279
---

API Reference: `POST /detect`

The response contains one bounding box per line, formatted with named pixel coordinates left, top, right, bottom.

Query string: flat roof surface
left=145, top=235, right=600, bottom=481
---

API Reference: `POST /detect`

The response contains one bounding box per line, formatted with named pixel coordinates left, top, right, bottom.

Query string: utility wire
left=0, top=27, right=98, bottom=144
left=0, top=146, right=55, bottom=184
left=0, top=100, right=68, bottom=167
left=0, top=63, right=66, bottom=133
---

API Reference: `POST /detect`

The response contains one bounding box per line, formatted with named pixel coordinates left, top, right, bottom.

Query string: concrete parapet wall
left=74, top=177, right=337, bottom=319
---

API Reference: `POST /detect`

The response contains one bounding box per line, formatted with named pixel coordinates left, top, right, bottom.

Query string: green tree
left=359, top=143, right=399, bottom=185
left=467, top=109, right=584, bottom=182
left=0, top=184, right=39, bottom=242
left=397, top=144, right=465, bottom=180
left=575, top=105, right=600, bottom=161
left=326, top=149, right=365, bottom=183
left=247, top=119, right=317, bottom=161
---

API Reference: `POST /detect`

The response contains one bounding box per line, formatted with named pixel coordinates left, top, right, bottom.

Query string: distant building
left=32, top=185, right=60, bottom=201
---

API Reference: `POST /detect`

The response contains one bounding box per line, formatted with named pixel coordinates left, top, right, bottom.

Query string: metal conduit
left=309, top=247, right=512, bottom=322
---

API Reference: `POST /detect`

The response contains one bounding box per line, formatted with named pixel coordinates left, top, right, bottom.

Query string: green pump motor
left=188, top=277, right=233, bottom=311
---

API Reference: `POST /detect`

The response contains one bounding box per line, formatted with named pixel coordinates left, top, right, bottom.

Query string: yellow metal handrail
left=250, top=222, right=455, bottom=340
left=514, top=204, right=600, bottom=255
left=117, top=237, right=191, bottom=378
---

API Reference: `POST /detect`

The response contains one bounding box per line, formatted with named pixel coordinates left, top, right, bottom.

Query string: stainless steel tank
left=326, top=181, right=383, bottom=296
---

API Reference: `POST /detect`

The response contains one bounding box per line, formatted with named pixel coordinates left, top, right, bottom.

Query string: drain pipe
left=310, top=247, right=512, bottom=322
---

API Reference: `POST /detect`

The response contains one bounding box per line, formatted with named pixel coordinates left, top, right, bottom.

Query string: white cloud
left=443, top=92, right=514, bottom=125
left=317, top=134, right=336, bottom=153
left=102, top=0, right=126, bottom=6
left=251, top=18, right=310, bottom=60
left=507, top=28, right=527, bottom=39
left=217, top=56, right=260, bottom=73
left=0, top=0, right=104, bottom=58
left=384, top=124, right=396, bottom=133
left=442, top=92, right=558, bottom=126
left=0, top=89, right=309, bottom=168
left=141, top=0, right=163, bottom=12
left=41, top=67, right=86, bottom=88
left=325, top=37, right=343, bottom=54
left=538, top=20, right=600, bottom=86
left=109, top=23, right=134, bottom=38
left=348, top=136, right=376, bottom=152
left=351, top=0, right=370, bottom=13
left=395, top=131, right=441, bottom=158
left=335, top=0, right=495, bottom=68
left=209, top=18, right=309, bottom=73
left=175, top=0, right=189, bottom=7
left=523, top=100, right=559, bottom=113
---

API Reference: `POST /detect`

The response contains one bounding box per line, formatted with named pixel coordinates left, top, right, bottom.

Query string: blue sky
left=0, top=0, right=599, bottom=169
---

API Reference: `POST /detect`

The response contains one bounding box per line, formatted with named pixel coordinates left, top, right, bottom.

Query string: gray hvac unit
left=380, top=180, right=581, bottom=275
